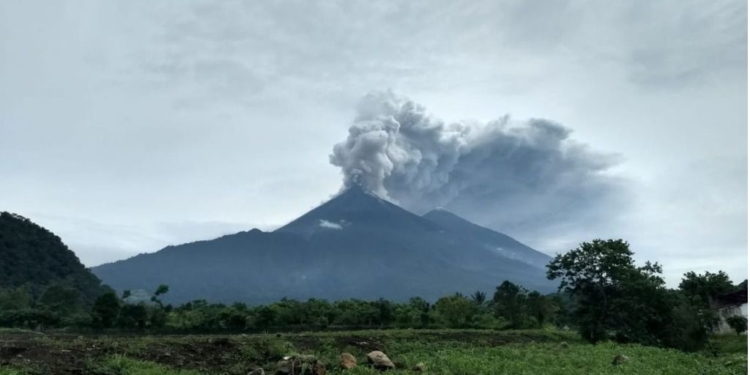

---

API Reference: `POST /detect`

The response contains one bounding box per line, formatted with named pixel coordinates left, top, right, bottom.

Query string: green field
left=0, top=329, right=746, bottom=375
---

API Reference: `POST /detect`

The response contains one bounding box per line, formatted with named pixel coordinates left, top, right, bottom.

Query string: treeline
left=0, top=280, right=572, bottom=333
left=0, top=239, right=746, bottom=353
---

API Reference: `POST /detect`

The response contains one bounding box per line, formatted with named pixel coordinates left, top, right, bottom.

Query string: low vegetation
left=0, top=329, right=745, bottom=375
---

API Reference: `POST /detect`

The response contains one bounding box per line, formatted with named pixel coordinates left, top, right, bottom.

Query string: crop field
left=0, top=329, right=746, bottom=375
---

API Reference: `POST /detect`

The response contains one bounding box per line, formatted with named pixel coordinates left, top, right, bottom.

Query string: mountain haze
left=92, top=186, right=555, bottom=304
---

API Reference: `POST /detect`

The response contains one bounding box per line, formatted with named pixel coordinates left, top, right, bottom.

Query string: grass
left=0, top=329, right=745, bottom=375
left=92, top=356, right=202, bottom=375
left=0, top=328, right=42, bottom=335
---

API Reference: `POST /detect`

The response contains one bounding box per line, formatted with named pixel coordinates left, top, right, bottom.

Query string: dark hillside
left=0, top=212, right=107, bottom=303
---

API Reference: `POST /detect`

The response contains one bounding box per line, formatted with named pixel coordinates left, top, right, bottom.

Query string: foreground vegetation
left=1, top=240, right=747, bottom=353
left=0, top=329, right=745, bottom=375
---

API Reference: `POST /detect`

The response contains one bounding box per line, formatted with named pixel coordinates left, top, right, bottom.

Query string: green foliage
left=92, top=292, right=121, bottom=328
left=38, top=284, right=84, bottom=316
left=0, top=286, right=32, bottom=310
left=677, top=271, right=736, bottom=334
left=0, top=212, right=108, bottom=305
left=725, top=316, right=747, bottom=335
left=2, top=330, right=744, bottom=375
left=154, top=285, right=169, bottom=296
left=547, top=239, right=710, bottom=351
left=95, top=355, right=201, bottom=375
left=526, top=291, right=557, bottom=328
left=679, top=271, right=735, bottom=308
left=118, top=303, right=149, bottom=329
left=149, top=308, right=168, bottom=329
left=433, top=294, right=475, bottom=327
left=736, top=280, right=747, bottom=291
left=0, top=308, right=59, bottom=329
left=493, top=281, right=530, bottom=328
left=471, top=291, right=487, bottom=306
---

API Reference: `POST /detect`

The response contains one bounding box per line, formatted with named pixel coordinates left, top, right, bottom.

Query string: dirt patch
left=333, top=336, right=385, bottom=353
left=0, top=335, right=253, bottom=375
left=0, top=330, right=573, bottom=374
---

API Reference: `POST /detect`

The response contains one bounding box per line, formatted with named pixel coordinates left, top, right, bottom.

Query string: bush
left=726, top=316, right=747, bottom=335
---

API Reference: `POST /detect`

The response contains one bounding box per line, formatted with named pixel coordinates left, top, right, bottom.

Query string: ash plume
left=330, top=91, right=626, bottom=245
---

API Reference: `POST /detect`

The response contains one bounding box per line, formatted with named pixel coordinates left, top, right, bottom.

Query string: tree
left=118, top=303, right=148, bottom=329
left=92, top=292, right=120, bottom=328
left=726, top=316, right=747, bottom=335
left=678, top=271, right=735, bottom=332
left=409, top=297, right=431, bottom=327
left=220, top=308, right=247, bottom=330
left=38, top=284, right=83, bottom=317
left=736, top=280, right=748, bottom=291
left=471, top=291, right=487, bottom=306
left=493, top=281, right=528, bottom=328
left=154, top=284, right=169, bottom=296
left=253, top=305, right=276, bottom=330
left=372, top=298, right=394, bottom=326
left=546, top=239, right=675, bottom=345
left=526, top=291, right=557, bottom=328
left=679, top=271, right=734, bottom=308
left=0, top=286, right=32, bottom=310
left=151, top=284, right=169, bottom=307
left=434, top=294, right=475, bottom=328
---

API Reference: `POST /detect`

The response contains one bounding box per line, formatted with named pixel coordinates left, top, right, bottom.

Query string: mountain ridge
left=92, top=186, right=556, bottom=304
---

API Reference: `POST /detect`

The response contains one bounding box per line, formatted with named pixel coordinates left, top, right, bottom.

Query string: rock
left=248, top=368, right=265, bottom=375
left=366, top=351, right=395, bottom=370
left=275, top=360, right=293, bottom=374
left=411, top=362, right=427, bottom=372
left=612, top=354, right=630, bottom=365
left=340, top=353, right=357, bottom=369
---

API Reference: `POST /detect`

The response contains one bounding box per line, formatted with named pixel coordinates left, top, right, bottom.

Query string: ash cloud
left=330, top=91, right=626, bottom=248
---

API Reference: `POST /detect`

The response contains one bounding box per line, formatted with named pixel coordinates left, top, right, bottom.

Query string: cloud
left=319, top=220, right=343, bottom=230
left=330, top=91, right=627, bottom=242
left=0, top=0, right=744, bottom=286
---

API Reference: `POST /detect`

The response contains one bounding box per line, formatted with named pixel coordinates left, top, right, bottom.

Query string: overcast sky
left=1, top=0, right=746, bottom=287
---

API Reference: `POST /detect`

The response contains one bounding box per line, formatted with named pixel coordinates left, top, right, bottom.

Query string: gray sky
left=1, top=0, right=746, bottom=287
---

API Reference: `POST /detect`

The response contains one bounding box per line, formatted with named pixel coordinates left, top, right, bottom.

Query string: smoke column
left=330, top=90, right=625, bottom=244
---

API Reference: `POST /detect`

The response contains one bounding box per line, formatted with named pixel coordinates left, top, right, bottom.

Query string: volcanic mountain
left=92, top=186, right=555, bottom=304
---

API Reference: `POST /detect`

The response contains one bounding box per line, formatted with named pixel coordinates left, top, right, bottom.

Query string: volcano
left=92, top=186, right=555, bottom=304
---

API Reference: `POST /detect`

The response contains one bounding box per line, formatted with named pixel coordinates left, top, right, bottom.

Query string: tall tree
left=471, top=291, right=487, bottom=306
left=493, top=281, right=528, bottom=328
left=526, top=291, right=557, bottom=328
left=547, top=239, right=675, bottom=345
left=726, top=316, right=747, bottom=336
left=678, top=271, right=735, bottom=308
left=92, top=292, right=120, bottom=328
